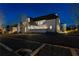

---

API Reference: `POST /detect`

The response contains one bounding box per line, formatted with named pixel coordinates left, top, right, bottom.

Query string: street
left=0, top=33, right=79, bottom=56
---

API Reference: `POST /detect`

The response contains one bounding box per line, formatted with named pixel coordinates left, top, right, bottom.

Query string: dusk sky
left=0, top=3, right=79, bottom=26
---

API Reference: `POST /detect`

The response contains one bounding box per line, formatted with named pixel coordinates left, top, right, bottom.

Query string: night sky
left=0, top=3, right=79, bottom=26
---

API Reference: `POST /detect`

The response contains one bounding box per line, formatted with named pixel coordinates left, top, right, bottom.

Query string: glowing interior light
left=50, top=26, right=52, bottom=29
left=28, top=25, right=48, bottom=29
left=36, top=20, right=46, bottom=25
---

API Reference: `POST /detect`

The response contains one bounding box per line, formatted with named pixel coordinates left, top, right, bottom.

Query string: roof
left=11, top=24, right=18, bottom=27
left=31, top=14, right=59, bottom=21
left=29, top=21, right=37, bottom=25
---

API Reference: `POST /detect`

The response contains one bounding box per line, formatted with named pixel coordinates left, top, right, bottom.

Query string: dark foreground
left=0, top=32, right=79, bottom=56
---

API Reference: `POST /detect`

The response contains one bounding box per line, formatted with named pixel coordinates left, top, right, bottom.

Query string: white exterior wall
left=9, top=27, right=17, bottom=34
left=20, top=18, right=60, bottom=33
left=17, top=23, right=20, bottom=33
left=44, top=19, right=56, bottom=32
left=56, top=18, right=61, bottom=32
left=35, top=18, right=60, bottom=32
left=28, top=19, right=56, bottom=33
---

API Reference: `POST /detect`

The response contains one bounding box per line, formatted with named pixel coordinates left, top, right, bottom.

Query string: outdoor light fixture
left=50, top=26, right=52, bottom=29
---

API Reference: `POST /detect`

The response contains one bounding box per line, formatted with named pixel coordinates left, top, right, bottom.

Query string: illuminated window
left=28, top=25, right=48, bottom=29
left=36, top=20, right=46, bottom=25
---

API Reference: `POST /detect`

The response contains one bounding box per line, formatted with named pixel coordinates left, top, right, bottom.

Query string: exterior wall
left=9, top=27, right=17, bottom=34
left=12, top=27, right=17, bottom=33
left=44, top=19, right=56, bottom=32
left=20, top=17, right=61, bottom=33
left=61, top=24, right=66, bottom=32
left=38, top=19, right=56, bottom=32
left=20, top=22, right=26, bottom=33
left=20, top=17, right=30, bottom=33
left=0, top=27, right=6, bottom=34
left=28, top=19, right=56, bottom=32
left=55, top=18, right=61, bottom=32
left=40, top=18, right=61, bottom=32
left=0, top=28, right=3, bottom=34
left=17, top=23, right=20, bottom=33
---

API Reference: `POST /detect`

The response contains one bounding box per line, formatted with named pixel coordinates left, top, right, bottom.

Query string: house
left=8, top=24, right=18, bottom=34
left=0, top=28, right=2, bottom=34
left=18, top=14, right=61, bottom=33
left=0, top=25, right=6, bottom=34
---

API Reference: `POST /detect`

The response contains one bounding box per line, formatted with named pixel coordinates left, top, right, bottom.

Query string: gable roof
left=31, top=14, right=59, bottom=21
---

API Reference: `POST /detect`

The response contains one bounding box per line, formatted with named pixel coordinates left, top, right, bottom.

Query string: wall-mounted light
left=50, top=26, right=52, bottom=29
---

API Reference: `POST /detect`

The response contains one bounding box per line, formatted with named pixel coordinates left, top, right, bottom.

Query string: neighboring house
left=0, top=26, right=5, bottom=34
left=18, top=14, right=61, bottom=33
left=9, top=24, right=17, bottom=34
left=0, top=28, right=2, bottom=34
